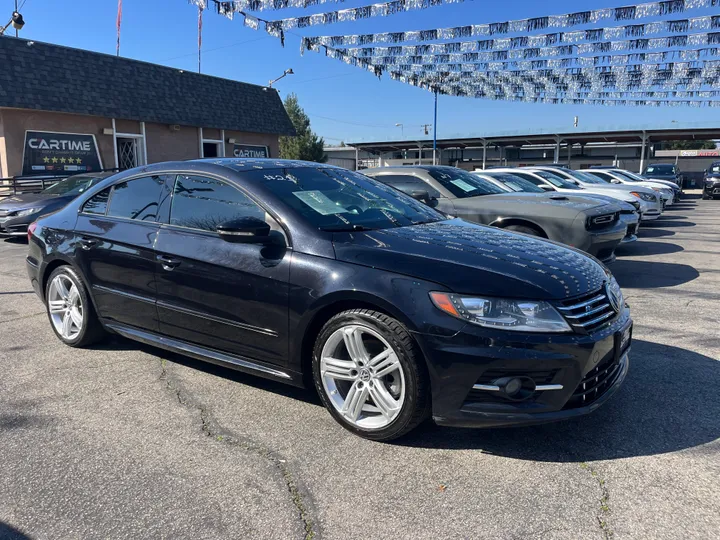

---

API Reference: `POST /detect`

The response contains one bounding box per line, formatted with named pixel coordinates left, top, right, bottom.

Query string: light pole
left=395, top=123, right=404, bottom=137
left=268, top=68, right=294, bottom=88
left=433, top=90, right=438, bottom=165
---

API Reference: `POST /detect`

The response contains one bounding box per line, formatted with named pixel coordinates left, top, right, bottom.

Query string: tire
left=312, top=309, right=431, bottom=441
left=45, top=265, right=106, bottom=347
left=504, top=224, right=541, bottom=237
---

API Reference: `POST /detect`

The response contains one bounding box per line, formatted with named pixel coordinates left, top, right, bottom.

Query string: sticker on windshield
left=504, top=181, right=523, bottom=191
left=293, top=191, right=348, bottom=215
left=450, top=179, right=477, bottom=192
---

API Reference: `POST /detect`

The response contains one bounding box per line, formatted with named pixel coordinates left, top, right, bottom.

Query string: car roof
left=363, top=165, right=455, bottom=174
left=192, top=158, right=339, bottom=172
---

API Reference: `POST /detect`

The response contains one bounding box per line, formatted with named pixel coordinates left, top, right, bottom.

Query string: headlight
left=630, top=191, right=656, bottom=202
left=429, top=292, right=572, bottom=332
left=15, top=207, right=40, bottom=217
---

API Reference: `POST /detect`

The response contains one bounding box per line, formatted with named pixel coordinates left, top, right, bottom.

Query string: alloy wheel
left=48, top=274, right=84, bottom=341
left=320, top=324, right=405, bottom=429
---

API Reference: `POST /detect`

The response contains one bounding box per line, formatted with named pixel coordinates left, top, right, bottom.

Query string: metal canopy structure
left=348, top=125, right=720, bottom=170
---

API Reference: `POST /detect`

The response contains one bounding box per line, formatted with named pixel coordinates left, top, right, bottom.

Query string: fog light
left=494, top=376, right=537, bottom=401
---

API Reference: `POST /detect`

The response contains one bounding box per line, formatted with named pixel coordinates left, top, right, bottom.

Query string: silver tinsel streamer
left=305, top=3, right=719, bottom=46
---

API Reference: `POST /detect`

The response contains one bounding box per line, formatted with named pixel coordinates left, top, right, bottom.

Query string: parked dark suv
left=703, top=161, right=720, bottom=200
left=26, top=159, right=632, bottom=441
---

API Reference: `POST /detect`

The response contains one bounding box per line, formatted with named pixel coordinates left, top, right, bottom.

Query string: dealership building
left=0, top=37, right=295, bottom=178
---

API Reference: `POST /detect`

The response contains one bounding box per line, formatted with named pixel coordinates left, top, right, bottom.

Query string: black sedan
left=26, top=159, right=631, bottom=441
left=364, top=166, right=627, bottom=263
left=0, top=172, right=114, bottom=237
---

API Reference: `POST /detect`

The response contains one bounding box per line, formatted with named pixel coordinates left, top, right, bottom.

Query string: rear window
left=645, top=165, right=676, bottom=174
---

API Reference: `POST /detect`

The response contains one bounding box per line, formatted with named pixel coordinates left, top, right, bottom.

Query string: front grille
left=557, top=288, right=618, bottom=333
left=466, top=369, right=559, bottom=404
left=563, top=352, right=622, bottom=409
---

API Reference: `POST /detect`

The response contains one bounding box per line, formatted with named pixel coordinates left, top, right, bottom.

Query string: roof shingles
left=0, top=37, right=295, bottom=136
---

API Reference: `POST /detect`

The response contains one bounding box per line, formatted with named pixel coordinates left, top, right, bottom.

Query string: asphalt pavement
left=0, top=191, right=718, bottom=540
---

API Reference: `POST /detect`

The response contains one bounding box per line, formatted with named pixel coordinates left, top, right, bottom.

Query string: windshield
left=612, top=170, right=643, bottom=182
left=426, top=168, right=506, bottom=198
left=248, top=167, right=445, bottom=231
left=42, top=175, right=98, bottom=196
left=531, top=170, right=582, bottom=190
left=708, top=164, right=720, bottom=174
left=482, top=172, right=545, bottom=193
left=645, top=165, right=676, bottom=175
left=562, top=169, right=608, bottom=185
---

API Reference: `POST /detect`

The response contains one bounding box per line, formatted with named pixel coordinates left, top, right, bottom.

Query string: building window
left=117, top=138, right=139, bottom=170
left=202, top=142, right=220, bottom=158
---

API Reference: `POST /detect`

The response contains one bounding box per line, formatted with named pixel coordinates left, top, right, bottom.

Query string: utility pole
left=14, top=0, right=18, bottom=37
left=432, top=90, right=438, bottom=165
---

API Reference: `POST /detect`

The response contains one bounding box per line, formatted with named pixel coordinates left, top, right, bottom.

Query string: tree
left=661, top=140, right=717, bottom=150
left=279, top=93, right=327, bottom=163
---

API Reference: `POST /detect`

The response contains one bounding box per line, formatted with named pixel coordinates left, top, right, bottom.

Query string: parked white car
left=489, top=168, right=663, bottom=221
left=583, top=169, right=676, bottom=206
left=529, top=166, right=670, bottom=216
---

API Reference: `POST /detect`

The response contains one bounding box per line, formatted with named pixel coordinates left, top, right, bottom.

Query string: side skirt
left=104, top=321, right=305, bottom=388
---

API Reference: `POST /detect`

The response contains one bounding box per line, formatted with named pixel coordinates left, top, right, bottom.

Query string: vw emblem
left=359, top=369, right=371, bottom=382
left=606, top=282, right=621, bottom=313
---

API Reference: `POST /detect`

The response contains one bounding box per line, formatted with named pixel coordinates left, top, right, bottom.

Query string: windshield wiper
left=318, top=224, right=376, bottom=232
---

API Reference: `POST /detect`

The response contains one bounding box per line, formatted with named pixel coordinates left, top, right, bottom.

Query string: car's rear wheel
left=505, top=224, right=541, bottom=237
left=45, top=266, right=106, bottom=347
left=312, top=309, right=430, bottom=441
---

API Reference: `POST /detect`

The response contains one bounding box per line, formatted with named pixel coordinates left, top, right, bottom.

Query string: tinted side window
left=512, top=172, right=544, bottom=186
left=108, top=176, right=164, bottom=221
left=590, top=171, right=613, bottom=182
left=82, top=188, right=111, bottom=215
left=170, top=175, right=266, bottom=232
left=375, top=174, right=442, bottom=197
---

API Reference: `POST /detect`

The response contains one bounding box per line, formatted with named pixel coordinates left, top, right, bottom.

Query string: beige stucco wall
left=0, top=108, right=283, bottom=176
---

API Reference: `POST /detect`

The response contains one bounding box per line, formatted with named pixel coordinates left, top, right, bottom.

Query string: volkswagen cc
left=26, top=159, right=632, bottom=441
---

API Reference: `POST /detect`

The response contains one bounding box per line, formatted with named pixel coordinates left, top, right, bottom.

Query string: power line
left=162, top=35, right=269, bottom=61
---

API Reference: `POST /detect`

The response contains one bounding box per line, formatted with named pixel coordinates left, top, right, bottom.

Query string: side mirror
left=217, top=217, right=270, bottom=244
left=540, top=184, right=554, bottom=191
left=408, top=189, right=435, bottom=205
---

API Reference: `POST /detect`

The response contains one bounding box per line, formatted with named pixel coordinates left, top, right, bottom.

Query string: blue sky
left=7, top=0, right=720, bottom=144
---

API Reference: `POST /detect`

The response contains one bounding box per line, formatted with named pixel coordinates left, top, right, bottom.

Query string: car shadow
left=0, top=522, right=32, bottom=540
left=90, top=335, right=323, bottom=407
left=642, top=219, right=696, bottom=228
left=615, top=240, right=683, bottom=257
left=399, top=339, right=720, bottom=461
left=609, top=260, right=699, bottom=288
left=637, top=228, right=675, bottom=238
left=2, top=237, right=27, bottom=244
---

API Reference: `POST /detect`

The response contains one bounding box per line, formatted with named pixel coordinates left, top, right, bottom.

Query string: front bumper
left=704, top=183, right=720, bottom=197
left=0, top=215, right=32, bottom=236
left=420, top=308, right=632, bottom=428
left=582, top=223, right=625, bottom=263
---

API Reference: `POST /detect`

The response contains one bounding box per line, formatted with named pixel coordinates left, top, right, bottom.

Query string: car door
left=154, top=173, right=290, bottom=368
left=73, top=175, right=167, bottom=331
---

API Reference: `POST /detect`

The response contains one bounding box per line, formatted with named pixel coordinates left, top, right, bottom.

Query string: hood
left=458, top=192, right=605, bottom=212
left=643, top=178, right=680, bottom=190
left=0, top=193, right=61, bottom=211
left=332, top=219, right=609, bottom=300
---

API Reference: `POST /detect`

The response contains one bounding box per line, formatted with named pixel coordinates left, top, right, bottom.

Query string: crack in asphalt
left=0, top=311, right=45, bottom=324
left=580, top=462, right=613, bottom=539
left=158, top=358, right=318, bottom=540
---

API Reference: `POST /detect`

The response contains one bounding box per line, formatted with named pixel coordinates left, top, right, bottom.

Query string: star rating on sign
left=43, top=157, right=50, bottom=163
left=60, top=157, right=67, bottom=164
left=51, top=157, right=58, bottom=163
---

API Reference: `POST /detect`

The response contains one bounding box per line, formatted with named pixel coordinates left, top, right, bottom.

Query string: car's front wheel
left=312, top=309, right=430, bottom=441
left=45, top=266, right=106, bottom=347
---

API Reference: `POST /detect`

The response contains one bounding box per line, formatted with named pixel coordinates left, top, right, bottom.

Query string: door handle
left=80, top=237, right=99, bottom=250
left=157, top=255, right=181, bottom=271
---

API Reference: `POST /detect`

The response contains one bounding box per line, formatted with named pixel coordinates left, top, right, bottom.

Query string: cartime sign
left=233, top=144, right=270, bottom=158
left=22, top=131, right=103, bottom=175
